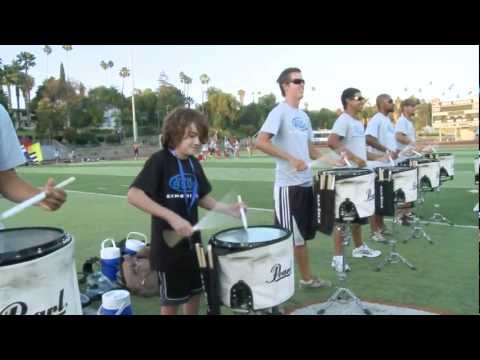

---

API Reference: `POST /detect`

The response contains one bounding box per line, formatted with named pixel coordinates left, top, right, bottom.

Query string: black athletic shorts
left=157, top=255, right=203, bottom=306
left=274, top=185, right=316, bottom=246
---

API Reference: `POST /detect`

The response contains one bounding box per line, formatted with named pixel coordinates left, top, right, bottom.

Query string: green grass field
left=2, top=146, right=478, bottom=315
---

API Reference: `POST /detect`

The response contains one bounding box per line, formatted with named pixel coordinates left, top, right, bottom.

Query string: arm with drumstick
left=0, top=170, right=68, bottom=212
left=327, top=133, right=366, bottom=167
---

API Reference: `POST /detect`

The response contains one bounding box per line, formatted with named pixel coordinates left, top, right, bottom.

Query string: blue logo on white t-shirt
left=292, top=116, right=308, bottom=131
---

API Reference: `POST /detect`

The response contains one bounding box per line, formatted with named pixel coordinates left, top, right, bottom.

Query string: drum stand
left=428, top=183, right=454, bottom=225
left=405, top=190, right=434, bottom=245
left=317, top=221, right=372, bottom=315
left=376, top=204, right=416, bottom=271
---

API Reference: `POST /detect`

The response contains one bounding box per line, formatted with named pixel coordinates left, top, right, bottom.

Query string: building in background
left=431, top=98, right=479, bottom=142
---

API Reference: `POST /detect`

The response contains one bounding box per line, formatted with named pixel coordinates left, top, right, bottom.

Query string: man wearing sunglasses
left=327, top=88, right=383, bottom=272
left=256, top=67, right=332, bottom=289
left=365, top=94, right=398, bottom=242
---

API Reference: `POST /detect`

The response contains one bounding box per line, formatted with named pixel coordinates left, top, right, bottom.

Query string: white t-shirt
left=395, top=115, right=415, bottom=151
left=0, top=105, right=25, bottom=171
left=259, top=101, right=313, bottom=187
left=331, top=112, right=367, bottom=162
left=365, top=112, right=396, bottom=154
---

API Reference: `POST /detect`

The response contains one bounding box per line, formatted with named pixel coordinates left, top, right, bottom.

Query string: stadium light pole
left=130, top=51, right=138, bottom=144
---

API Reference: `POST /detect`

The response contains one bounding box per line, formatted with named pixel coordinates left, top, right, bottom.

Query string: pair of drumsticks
left=194, top=242, right=220, bottom=315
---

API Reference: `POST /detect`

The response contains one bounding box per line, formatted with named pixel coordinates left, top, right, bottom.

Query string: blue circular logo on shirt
left=169, top=174, right=195, bottom=193
left=292, top=116, right=308, bottom=131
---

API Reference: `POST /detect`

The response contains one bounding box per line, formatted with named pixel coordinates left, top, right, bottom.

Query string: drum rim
left=209, top=225, right=292, bottom=249
left=0, top=226, right=71, bottom=266
left=374, top=166, right=416, bottom=173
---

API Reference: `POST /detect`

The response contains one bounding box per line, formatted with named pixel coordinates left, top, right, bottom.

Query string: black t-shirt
left=130, top=149, right=212, bottom=271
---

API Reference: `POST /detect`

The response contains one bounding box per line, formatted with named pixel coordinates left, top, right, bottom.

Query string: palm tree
left=62, top=45, right=73, bottom=78
left=119, top=66, right=130, bottom=95
left=16, top=52, right=36, bottom=124
left=108, top=60, right=114, bottom=86
left=100, top=60, right=108, bottom=84
left=238, top=89, right=245, bottom=105
left=18, top=72, right=34, bottom=127
left=200, top=73, right=210, bottom=105
left=179, top=72, right=186, bottom=95
left=43, top=45, right=52, bottom=78
left=184, top=75, right=192, bottom=99
left=3, top=64, right=16, bottom=111
left=7, top=61, right=22, bottom=126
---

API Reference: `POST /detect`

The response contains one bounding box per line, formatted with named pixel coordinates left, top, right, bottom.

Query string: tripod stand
left=404, top=182, right=434, bottom=245
left=376, top=202, right=416, bottom=271
left=318, top=201, right=372, bottom=315
left=428, top=183, right=454, bottom=225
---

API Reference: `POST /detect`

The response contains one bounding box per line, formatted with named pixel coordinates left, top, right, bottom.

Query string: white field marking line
left=67, top=190, right=477, bottom=229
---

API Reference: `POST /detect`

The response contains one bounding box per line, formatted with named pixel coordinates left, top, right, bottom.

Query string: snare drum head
left=0, top=227, right=70, bottom=266
left=210, top=226, right=291, bottom=250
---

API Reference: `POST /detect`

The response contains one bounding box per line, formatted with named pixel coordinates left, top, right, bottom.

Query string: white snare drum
left=0, top=227, right=82, bottom=315
left=209, top=226, right=294, bottom=312
left=399, top=158, right=440, bottom=191
left=425, top=153, right=455, bottom=181
left=318, top=168, right=375, bottom=220
left=374, top=166, right=418, bottom=215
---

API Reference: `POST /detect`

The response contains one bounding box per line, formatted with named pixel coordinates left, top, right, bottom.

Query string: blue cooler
left=98, top=290, right=133, bottom=315
left=100, top=238, right=121, bottom=282
left=123, top=232, right=147, bottom=256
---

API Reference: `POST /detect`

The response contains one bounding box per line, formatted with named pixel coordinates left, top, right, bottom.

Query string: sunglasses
left=351, top=95, right=365, bottom=101
left=386, top=99, right=393, bottom=104
left=289, top=79, right=305, bottom=85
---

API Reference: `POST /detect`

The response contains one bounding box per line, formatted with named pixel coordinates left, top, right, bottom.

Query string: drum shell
left=0, top=230, right=82, bottom=315
left=210, top=227, right=294, bottom=311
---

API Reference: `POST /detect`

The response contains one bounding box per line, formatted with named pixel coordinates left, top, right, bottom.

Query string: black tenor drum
left=209, top=226, right=294, bottom=312
left=0, top=227, right=82, bottom=315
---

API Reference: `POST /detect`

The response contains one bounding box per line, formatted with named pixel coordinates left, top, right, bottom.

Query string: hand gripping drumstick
left=341, top=152, right=353, bottom=167
left=1, top=177, right=76, bottom=221
left=237, top=195, right=248, bottom=231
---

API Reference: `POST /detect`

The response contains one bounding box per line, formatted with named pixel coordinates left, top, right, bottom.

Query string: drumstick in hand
left=1, top=177, right=76, bottom=220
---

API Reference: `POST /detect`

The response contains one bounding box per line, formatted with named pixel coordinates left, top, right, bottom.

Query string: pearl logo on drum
left=0, top=289, right=67, bottom=315
left=266, top=263, right=292, bottom=283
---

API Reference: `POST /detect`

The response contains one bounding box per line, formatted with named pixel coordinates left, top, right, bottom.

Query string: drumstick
left=1, top=177, right=76, bottom=220
left=207, top=245, right=214, bottom=270
left=237, top=195, right=248, bottom=231
left=195, top=243, right=206, bottom=268
left=341, top=153, right=353, bottom=168
left=388, top=153, right=395, bottom=166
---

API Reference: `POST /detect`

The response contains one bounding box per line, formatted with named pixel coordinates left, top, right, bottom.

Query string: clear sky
left=1, top=45, right=478, bottom=110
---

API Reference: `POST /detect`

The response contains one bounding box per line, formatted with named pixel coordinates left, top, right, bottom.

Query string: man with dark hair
left=256, top=67, right=332, bottom=289
left=327, top=88, right=383, bottom=272
left=0, top=104, right=67, bottom=220
left=365, top=94, right=398, bottom=242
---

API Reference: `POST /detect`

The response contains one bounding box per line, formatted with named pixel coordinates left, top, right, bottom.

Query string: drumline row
left=3, top=152, right=478, bottom=315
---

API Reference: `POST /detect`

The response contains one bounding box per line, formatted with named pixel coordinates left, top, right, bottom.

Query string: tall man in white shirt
left=365, top=94, right=398, bottom=242
left=256, top=67, right=332, bottom=288
left=327, top=88, right=384, bottom=272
